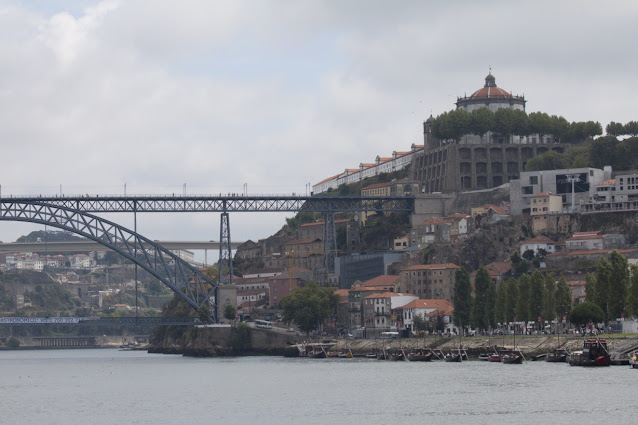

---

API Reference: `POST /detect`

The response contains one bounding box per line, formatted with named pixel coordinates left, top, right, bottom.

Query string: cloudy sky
left=1, top=0, right=637, bottom=247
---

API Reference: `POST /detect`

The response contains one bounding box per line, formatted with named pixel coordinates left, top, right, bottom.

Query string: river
left=0, top=349, right=635, bottom=425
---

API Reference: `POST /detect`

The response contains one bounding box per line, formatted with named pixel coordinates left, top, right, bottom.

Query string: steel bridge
left=0, top=195, right=413, bottom=322
left=0, top=316, right=202, bottom=327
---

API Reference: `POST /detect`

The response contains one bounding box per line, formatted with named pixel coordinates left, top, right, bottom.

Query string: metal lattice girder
left=3, top=195, right=414, bottom=213
left=218, top=212, right=233, bottom=284
left=0, top=200, right=218, bottom=320
left=323, top=211, right=337, bottom=272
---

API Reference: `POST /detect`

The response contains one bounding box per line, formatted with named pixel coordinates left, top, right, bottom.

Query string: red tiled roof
left=521, top=235, right=556, bottom=244
left=314, top=174, right=340, bottom=185
left=418, top=217, right=449, bottom=226
left=364, top=292, right=415, bottom=299
left=549, top=248, right=638, bottom=257
left=600, top=179, right=616, bottom=185
left=359, top=275, right=399, bottom=287
left=282, top=238, right=322, bottom=246
left=404, top=263, right=461, bottom=271
left=401, top=299, right=454, bottom=310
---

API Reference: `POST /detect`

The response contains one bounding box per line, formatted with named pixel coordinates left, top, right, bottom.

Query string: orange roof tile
left=404, top=263, right=461, bottom=271
left=359, top=275, right=399, bottom=287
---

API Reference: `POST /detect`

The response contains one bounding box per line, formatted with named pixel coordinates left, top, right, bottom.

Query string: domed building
left=413, top=73, right=565, bottom=193
left=456, top=73, right=526, bottom=113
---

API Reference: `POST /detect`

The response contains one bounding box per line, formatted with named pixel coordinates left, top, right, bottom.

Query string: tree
left=522, top=249, right=535, bottom=262
left=504, top=277, right=519, bottom=324
left=280, top=282, right=339, bottom=335
left=471, top=267, right=491, bottom=330
left=198, top=303, right=211, bottom=323
left=515, top=274, right=531, bottom=322
left=584, top=272, right=596, bottom=304
left=626, top=264, right=638, bottom=317
left=607, top=251, right=629, bottom=319
left=542, top=273, right=556, bottom=322
left=453, top=268, right=472, bottom=328
left=528, top=271, right=545, bottom=327
left=412, top=313, right=427, bottom=335
left=555, top=275, right=572, bottom=320
left=569, top=301, right=605, bottom=326
left=223, top=304, right=237, bottom=321
left=494, top=279, right=507, bottom=325
left=594, top=258, right=612, bottom=317
left=469, top=107, right=494, bottom=138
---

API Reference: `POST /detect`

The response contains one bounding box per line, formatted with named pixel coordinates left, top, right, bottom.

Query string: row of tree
left=430, top=108, right=602, bottom=143
left=584, top=251, right=638, bottom=320
left=525, top=135, right=638, bottom=172
left=453, top=268, right=572, bottom=331
left=606, top=121, right=638, bottom=137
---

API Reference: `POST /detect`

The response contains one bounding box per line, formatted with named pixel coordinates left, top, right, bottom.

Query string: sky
left=1, top=0, right=638, bottom=248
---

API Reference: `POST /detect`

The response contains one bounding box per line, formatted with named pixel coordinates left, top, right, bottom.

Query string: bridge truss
left=0, top=195, right=414, bottom=320
left=0, top=200, right=216, bottom=319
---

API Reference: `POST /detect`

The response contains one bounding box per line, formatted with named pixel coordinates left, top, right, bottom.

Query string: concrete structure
left=565, top=231, right=604, bottom=251
left=530, top=192, right=562, bottom=232
left=335, top=252, right=404, bottom=289
left=510, top=167, right=611, bottom=215
left=582, top=173, right=638, bottom=212
left=400, top=263, right=460, bottom=301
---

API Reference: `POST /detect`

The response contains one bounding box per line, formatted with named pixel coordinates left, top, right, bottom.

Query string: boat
left=444, top=351, right=462, bottom=362
left=477, top=352, right=489, bottom=361
left=296, top=342, right=332, bottom=358
left=501, top=350, right=524, bottom=364
left=390, top=350, right=406, bottom=361
left=568, top=338, right=611, bottom=367
left=545, top=348, right=569, bottom=363
left=487, top=353, right=502, bottom=362
left=407, top=348, right=433, bottom=362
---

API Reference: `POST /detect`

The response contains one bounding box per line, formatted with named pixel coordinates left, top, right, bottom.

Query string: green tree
left=606, top=121, right=625, bottom=137
left=607, top=251, right=629, bottom=319
left=280, top=282, right=339, bottom=335
left=528, top=271, right=545, bottom=327
left=569, top=301, right=605, bottom=326
left=555, top=275, right=572, bottom=320
left=453, top=267, right=472, bottom=327
left=469, top=107, right=494, bottom=138
left=626, top=264, right=638, bottom=317
left=485, top=277, right=496, bottom=329
left=412, top=313, right=427, bottom=335
left=589, top=135, right=618, bottom=169
left=223, top=304, right=237, bottom=321
left=584, top=272, right=597, bottom=304
left=494, top=279, right=507, bottom=325
left=504, top=277, right=519, bottom=324
left=198, top=303, right=211, bottom=323
left=542, top=274, right=556, bottom=322
left=471, top=267, right=491, bottom=330
left=594, top=258, right=612, bottom=317
left=515, top=274, right=531, bottom=322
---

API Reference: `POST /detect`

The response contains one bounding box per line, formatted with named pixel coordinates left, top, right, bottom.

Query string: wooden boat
left=407, top=348, right=433, bottom=362
left=545, top=348, right=568, bottom=363
left=487, top=353, right=502, bottom=362
left=444, top=351, right=462, bottom=362
left=296, top=342, right=332, bottom=358
left=501, top=350, right=524, bottom=364
left=477, top=352, right=489, bottom=361
left=568, top=338, right=611, bottom=367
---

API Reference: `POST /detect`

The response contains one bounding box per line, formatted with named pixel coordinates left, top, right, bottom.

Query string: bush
left=7, top=337, right=20, bottom=348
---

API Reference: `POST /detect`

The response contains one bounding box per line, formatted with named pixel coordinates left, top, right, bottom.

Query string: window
left=529, top=176, right=538, bottom=185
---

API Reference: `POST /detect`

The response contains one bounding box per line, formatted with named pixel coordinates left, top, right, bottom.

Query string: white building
left=510, top=167, right=611, bottom=215
left=519, top=235, right=557, bottom=256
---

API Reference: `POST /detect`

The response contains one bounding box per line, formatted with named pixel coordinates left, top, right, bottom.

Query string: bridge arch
left=0, top=200, right=218, bottom=321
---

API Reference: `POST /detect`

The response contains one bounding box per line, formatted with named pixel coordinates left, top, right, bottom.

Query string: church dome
left=469, top=73, right=511, bottom=99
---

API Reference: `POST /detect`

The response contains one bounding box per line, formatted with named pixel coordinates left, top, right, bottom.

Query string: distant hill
left=15, top=230, right=87, bottom=243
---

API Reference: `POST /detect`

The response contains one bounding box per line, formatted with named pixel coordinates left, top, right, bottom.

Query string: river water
left=1, top=349, right=635, bottom=425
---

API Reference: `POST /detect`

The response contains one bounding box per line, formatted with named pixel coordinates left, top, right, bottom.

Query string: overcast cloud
left=1, top=0, right=637, bottom=246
